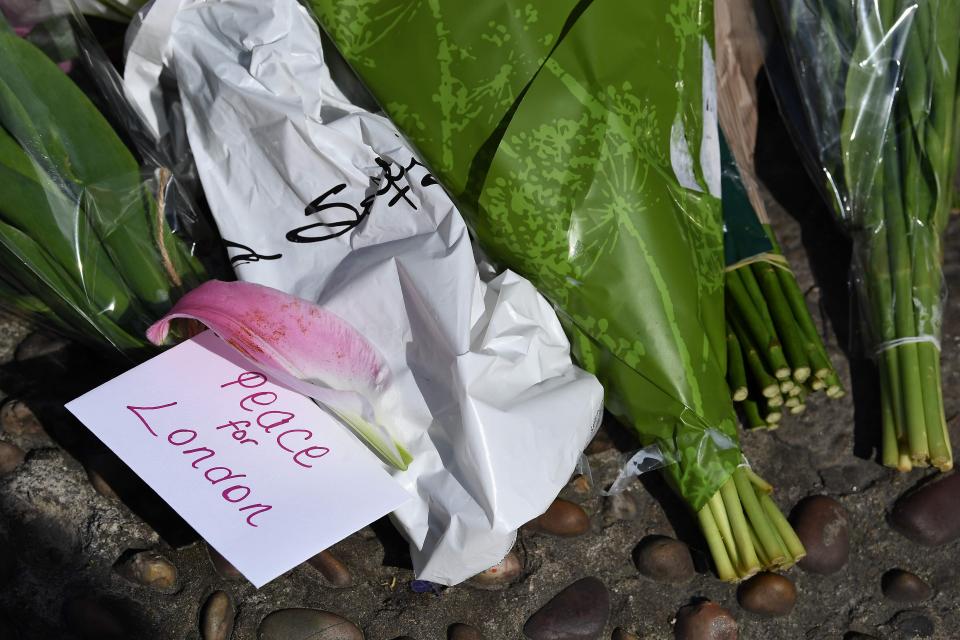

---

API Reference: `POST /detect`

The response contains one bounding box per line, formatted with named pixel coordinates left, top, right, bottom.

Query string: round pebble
left=603, top=492, right=638, bottom=521
left=0, top=441, right=25, bottom=475
left=890, top=473, right=960, bottom=546
left=0, top=399, right=45, bottom=439
left=570, top=474, right=591, bottom=495
left=448, top=622, right=483, bottom=640
left=115, top=550, right=178, bottom=591
left=791, top=495, right=849, bottom=574
left=674, top=601, right=738, bottom=640
left=632, top=535, right=695, bottom=584
left=468, top=551, right=522, bottom=589
left=207, top=544, right=243, bottom=580
left=527, top=499, right=590, bottom=537
left=86, top=467, right=119, bottom=500
left=888, top=610, right=935, bottom=638
left=200, top=591, right=235, bottom=640
left=258, top=609, right=363, bottom=640
left=736, top=572, right=797, bottom=616
left=307, top=550, right=352, bottom=588
left=523, top=576, right=610, bottom=640
left=612, top=628, right=640, bottom=640
left=15, top=331, right=69, bottom=361
left=882, top=569, right=932, bottom=603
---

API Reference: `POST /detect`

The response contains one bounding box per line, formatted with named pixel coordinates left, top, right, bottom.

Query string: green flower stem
left=741, top=399, right=766, bottom=429
left=697, top=506, right=737, bottom=582
left=727, top=330, right=749, bottom=402
left=880, top=364, right=901, bottom=469
left=738, top=265, right=775, bottom=328
left=708, top=491, right=740, bottom=570
left=931, top=362, right=953, bottom=470
left=697, top=470, right=802, bottom=581
left=883, top=136, right=929, bottom=463
left=726, top=270, right=790, bottom=378
left=720, top=477, right=760, bottom=577
left=760, top=492, right=806, bottom=561
left=752, top=261, right=811, bottom=382
left=729, top=310, right=779, bottom=398
left=733, top=469, right=785, bottom=565
left=743, top=467, right=773, bottom=493
left=918, top=340, right=950, bottom=469
left=747, top=524, right=771, bottom=567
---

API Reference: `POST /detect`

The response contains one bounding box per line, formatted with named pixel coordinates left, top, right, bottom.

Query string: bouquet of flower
left=767, top=0, right=959, bottom=470
left=309, top=0, right=806, bottom=580
left=0, top=10, right=204, bottom=354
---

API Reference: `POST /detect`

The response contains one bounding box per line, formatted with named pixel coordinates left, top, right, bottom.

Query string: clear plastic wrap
left=767, top=0, right=959, bottom=469
left=0, top=8, right=208, bottom=355
left=303, top=0, right=810, bottom=582
left=715, top=0, right=843, bottom=428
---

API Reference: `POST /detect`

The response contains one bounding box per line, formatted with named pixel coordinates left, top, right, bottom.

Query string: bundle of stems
left=725, top=247, right=842, bottom=429
left=866, top=0, right=957, bottom=471
left=770, top=0, right=959, bottom=469
left=696, top=466, right=806, bottom=581
left=0, top=14, right=203, bottom=352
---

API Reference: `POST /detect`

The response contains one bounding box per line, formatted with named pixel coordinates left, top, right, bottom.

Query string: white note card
left=66, top=330, right=410, bottom=587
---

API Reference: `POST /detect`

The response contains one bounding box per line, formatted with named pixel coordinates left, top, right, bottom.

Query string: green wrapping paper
left=310, top=0, right=739, bottom=511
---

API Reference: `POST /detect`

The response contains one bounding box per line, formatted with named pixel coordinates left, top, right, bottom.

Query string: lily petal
left=147, top=280, right=408, bottom=469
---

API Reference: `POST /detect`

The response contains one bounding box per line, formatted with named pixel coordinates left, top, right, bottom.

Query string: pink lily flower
left=147, top=280, right=409, bottom=469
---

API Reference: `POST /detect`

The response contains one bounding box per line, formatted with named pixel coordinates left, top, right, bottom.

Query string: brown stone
left=468, top=551, right=522, bottom=589
left=737, top=573, right=797, bottom=616
left=890, top=473, right=960, bottom=546
left=15, top=331, right=69, bottom=361
left=307, top=550, right=352, bottom=587
left=791, top=495, right=849, bottom=574
left=570, top=474, right=591, bottom=495
left=632, top=535, right=695, bottom=584
left=612, top=628, right=639, bottom=640
left=200, top=591, right=235, bottom=640
left=0, top=400, right=46, bottom=441
left=527, top=499, right=590, bottom=537
left=115, top=550, right=178, bottom=591
left=674, top=601, right=738, bottom=640
left=881, top=569, right=932, bottom=603
left=207, top=544, right=243, bottom=580
left=448, top=622, right=483, bottom=640
left=603, top=492, right=639, bottom=522
left=0, top=441, right=25, bottom=475
left=258, top=609, right=363, bottom=640
left=523, top=577, right=609, bottom=640
left=86, top=467, right=119, bottom=500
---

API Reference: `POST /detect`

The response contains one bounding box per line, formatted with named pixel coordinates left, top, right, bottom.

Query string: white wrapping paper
left=123, top=0, right=604, bottom=585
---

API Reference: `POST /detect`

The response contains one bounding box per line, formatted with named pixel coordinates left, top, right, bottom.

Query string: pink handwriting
left=219, top=371, right=332, bottom=469
left=125, top=402, right=272, bottom=527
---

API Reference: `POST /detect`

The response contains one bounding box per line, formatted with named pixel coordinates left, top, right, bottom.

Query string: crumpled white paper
left=123, top=0, right=604, bottom=585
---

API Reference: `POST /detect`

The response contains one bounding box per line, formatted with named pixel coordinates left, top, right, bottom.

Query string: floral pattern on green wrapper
left=311, top=0, right=578, bottom=194
left=476, top=0, right=737, bottom=510
left=310, top=0, right=740, bottom=510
